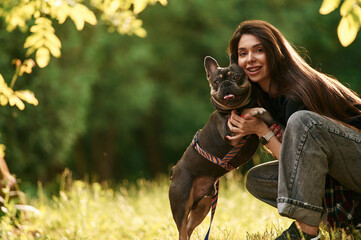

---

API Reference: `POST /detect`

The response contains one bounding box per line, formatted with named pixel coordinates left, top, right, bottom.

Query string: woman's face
left=237, top=34, right=271, bottom=92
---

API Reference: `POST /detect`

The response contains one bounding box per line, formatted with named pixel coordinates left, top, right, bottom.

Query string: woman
left=226, top=20, right=361, bottom=239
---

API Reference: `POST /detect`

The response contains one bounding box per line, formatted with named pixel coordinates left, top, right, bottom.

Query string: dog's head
left=204, top=56, right=252, bottom=112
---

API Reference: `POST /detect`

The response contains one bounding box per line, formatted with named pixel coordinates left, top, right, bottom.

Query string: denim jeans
left=246, top=110, right=361, bottom=226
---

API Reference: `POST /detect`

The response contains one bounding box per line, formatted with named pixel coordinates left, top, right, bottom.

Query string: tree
left=0, top=0, right=166, bottom=185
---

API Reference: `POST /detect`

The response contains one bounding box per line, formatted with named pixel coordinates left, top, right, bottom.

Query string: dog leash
left=191, top=130, right=249, bottom=240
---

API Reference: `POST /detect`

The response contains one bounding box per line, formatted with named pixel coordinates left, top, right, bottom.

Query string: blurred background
left=1, top=0, right=360, bottom=189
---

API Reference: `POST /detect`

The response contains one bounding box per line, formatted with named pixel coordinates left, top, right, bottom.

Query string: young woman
left=226, top=20, right=361, bottom=240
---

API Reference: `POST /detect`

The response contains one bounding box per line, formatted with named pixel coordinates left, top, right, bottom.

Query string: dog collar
left=211, top=90, right=252, bottom=113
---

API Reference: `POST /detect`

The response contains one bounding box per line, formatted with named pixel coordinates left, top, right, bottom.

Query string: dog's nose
left=222, top=81, right=233, bottom=87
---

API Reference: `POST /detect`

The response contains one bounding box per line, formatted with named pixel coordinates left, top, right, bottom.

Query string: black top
left=259, top=90, right=361, bottom=130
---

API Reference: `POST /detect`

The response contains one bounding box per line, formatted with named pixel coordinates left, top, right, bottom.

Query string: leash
left=191, top=130, right=249, bottom=240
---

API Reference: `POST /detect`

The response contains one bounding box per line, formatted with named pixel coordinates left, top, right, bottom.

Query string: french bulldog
left=168, top=56, right=273, bottom=240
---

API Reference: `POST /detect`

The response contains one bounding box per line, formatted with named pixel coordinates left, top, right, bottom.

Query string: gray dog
left=169, top=56, right=273, bottom=240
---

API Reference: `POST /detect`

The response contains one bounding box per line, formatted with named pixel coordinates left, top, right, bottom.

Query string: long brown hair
left=227, top=20, right=361, bottom=122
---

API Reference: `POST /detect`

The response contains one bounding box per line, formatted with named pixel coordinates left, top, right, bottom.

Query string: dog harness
left=191, top=130, right=249, bottom=240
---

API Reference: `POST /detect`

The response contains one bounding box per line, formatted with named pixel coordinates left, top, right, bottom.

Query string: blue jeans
left=246, top=110, right=361, bottom=226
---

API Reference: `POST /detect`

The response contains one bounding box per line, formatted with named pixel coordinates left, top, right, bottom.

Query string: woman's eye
left=239, top=52, right=247, bottom=56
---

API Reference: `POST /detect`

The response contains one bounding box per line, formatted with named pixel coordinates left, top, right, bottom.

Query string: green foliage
left=0, top=0, right=167, bottom=68
left=0, top=59, right=38, bottom=110
left=2, top=173, right=361, bottom=239
left=0, top=0, right=361, bottom=183
left=320, top=0, right=361, bottom=46
left=1, top=172, right=291, bottom=239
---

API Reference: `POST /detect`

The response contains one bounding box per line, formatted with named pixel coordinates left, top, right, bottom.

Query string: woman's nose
left=247, top=52, right=255, bottom=62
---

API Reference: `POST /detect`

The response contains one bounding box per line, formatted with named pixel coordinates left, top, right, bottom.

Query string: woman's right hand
left=269, top=123, right=283, bottom=143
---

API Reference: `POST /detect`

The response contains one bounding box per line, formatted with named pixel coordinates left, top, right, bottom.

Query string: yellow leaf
left=132, top=18, right=143, bottom=28
left=0, top=74, right=5, bottom=84
left=44, top=41, right=61, bottom=58
left=45, top=32, right=62, bottom=49
left=36, top=47, right=50, bottom=68
left=340, top=0, right=356, bottom=16
left=0, top=144, right=5, bottom=158
left=133, top=0, right=148, bottom=14
left=76, top=4, right=97, bottom=25
left=15, top=90, right=38, bottom=106
left=35, top=17, right=52, bottom=26
left=108, top=1, right=121, bottom=15
left=26, top=46, right=37, bottom=57
left=29, top=24, right=45, bottom=33
left=56, top=5, right=70, bottom=24
left=158, top=0, right=168, bottom=6
left=24, top=33, right=43, bottom=48
left=337, top=14, right=360, bottom=46
left=0, top=95, right=8, bottom=106
left=0, top=75, right=13, bottom=97
left=69, top=7, right=85, bottom=30
left=319, top=0, right=341, bottom=15
left=134, top=27, right=147, bottom=38
left=8, top=95, right=25, bottom=110
left=355, top=5, right=361, bottom=24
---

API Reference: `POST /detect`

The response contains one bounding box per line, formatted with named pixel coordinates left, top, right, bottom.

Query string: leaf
left=134, top=27, right=147, bottom=38
left=56, top=5, right=70, bottom=24
left=355, top=4, right=361, bottom=24
left=0, top=144, right=5, bottom=158
left=337, top=13, right=360, bottom=46
left=0, top=95, right=8, bottom=106
left=15, top=90, right=38, bottom=106
left=35, top=17, right=52, bottom=26
left=45, top=32, right=62, bottom=49
left=8, top=95, right=25, bottom=110
left=133, top=0, right=148, bottom=14
left=24, top=33, right=43, bottom=48
left=319, top=0, right=341, bottom=15
left=69, top=8, right=85, bottom=30
left=157, top=0, right=168, bottom=6
left=36, top=47, right=50, bottom=68
left=44, top=41, right=61, bottom=58
left=76, top=4, right=97, bottom=26
left=340, top=0, right=356, bottom=16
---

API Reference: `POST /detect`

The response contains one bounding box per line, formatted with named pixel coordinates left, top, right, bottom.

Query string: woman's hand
left=269, top=123, right=283, bottom=143
left=226, top=110, right=269, bottom=142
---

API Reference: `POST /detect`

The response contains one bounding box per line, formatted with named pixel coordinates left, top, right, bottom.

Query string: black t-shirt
left=259, top=90, right=361, bottom=130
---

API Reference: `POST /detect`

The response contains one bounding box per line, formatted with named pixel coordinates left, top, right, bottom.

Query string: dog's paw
left=249, top=107, right=267, bottom=117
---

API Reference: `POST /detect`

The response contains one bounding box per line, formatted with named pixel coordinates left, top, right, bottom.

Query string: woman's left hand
left=226, top=110, right=269, bottom=142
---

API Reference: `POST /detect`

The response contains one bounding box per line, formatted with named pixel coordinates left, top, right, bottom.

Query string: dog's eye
left=214, top=80, right=220, bottom=85
left=232, top=75, right=240, bottom=81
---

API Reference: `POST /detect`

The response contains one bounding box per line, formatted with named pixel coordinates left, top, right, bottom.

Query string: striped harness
left=191, top=130, right=249, bottom=240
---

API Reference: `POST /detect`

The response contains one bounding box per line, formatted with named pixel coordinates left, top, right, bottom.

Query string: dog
left=168, top=56, right=274, bottom=240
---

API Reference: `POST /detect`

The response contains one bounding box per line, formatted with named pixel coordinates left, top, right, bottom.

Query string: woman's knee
left=286, top=110, right=324, bottom=133
left=245, top=166, right=258, bottom=194
left=246, top=161, right=278, bottom=196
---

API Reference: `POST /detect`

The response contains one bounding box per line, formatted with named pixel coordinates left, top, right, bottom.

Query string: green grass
left=0, top=171, right=360, bottom=239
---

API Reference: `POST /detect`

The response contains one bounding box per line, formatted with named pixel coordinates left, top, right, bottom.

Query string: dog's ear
left=204, top=56, right=219, bottom=80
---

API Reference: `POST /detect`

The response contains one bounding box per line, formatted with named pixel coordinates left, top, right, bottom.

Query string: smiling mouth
left=247, top=66, right=262, bottom=73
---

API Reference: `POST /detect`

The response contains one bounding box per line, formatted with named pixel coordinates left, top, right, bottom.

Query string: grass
left=0, top=170, right=360, bottom=240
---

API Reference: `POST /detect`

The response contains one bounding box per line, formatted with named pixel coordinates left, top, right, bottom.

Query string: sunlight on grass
left=1, top=170, right=359, bottom=239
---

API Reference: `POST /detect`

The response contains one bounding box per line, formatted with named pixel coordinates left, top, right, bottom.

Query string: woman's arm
left=227, top=111, right=282, bottom=159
